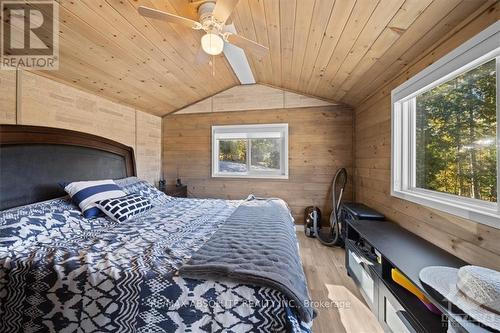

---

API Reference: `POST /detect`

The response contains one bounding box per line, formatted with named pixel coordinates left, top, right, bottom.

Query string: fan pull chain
left=211, top=55, right=215, bottom=77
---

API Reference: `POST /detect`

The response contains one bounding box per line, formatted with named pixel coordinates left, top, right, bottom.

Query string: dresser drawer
left=379, top=282, right=420, bottom=333
left=348, top=249, right=375, bottom=303
left=347, top=245, right=380, bottom=315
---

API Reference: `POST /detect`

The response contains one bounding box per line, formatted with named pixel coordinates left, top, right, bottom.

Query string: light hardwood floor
left=297, top=232, right=383, bottom=333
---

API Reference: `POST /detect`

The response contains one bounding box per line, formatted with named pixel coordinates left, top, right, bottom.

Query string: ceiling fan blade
left=226, top=33, right=269, bottom=58
left=138, top=6, right=202, bottom=29
left=223, top=43, right=255, bottom=84
left=222, top=23, right=254, bottom=84
left=212, top=0, right=240, bottom=24
left=195, top=47, right=210, bottom=64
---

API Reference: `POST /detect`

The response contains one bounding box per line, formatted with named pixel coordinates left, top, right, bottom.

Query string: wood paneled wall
left=0, top=71, right=16, bottom=124
left=136, top=111, right=162, bottom=184
left=0, top=70, right=161, bottom=185
left=354, top=3, right=500, bottom=270
left=175, top=84, right=336, bottom=114
left=163, top=106, right=353, bottom=223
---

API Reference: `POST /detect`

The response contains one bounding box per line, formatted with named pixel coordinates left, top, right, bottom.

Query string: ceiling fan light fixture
left=201, top=33, right=224, bottom=55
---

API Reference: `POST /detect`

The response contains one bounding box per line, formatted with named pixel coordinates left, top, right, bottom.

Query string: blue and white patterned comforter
left=0, top=178, right=311, bottom=332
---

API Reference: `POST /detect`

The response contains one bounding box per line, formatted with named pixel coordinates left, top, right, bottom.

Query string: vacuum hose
left=313, top=168, right=347, bottom=246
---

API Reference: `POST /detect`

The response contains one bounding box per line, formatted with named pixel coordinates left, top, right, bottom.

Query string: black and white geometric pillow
left=96, top=194, right=153, bottom=223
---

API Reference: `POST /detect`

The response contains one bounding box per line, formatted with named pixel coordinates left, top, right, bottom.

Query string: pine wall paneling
left=175, top=84, right=337, bottom=115
left=0, top=71, right=16, bottom=124
left=20, top=71, right=137, bottom=148
left=163, top=105, right=353, bottom=224
left=136, top=111, right=163, bottom=185
left=354, top=3, right=500, bottom=270
left=0, top=70, right=161, bottom=185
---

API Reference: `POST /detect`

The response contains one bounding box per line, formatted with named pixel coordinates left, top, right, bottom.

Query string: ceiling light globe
left=201, top=33, right=224, bottom=56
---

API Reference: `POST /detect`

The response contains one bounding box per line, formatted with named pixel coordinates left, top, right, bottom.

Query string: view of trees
left=219, top=139, right=247, bottom=164
left=218, top=138, right=280, bottom=172
left=218, top=139, right=247, bottom=172
left=415, top=59, right=497, bottom=202
left=250, top=138, right=280, bottom=170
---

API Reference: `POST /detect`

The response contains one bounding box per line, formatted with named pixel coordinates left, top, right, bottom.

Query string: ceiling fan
left=138, top=0, right=269, bottom=59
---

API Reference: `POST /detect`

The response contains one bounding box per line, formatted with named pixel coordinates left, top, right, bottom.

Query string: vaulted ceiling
left=29, top=0, right=491, bottom=116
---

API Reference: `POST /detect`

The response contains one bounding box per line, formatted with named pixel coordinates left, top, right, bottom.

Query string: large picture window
left=392, top=22, right=499, bottom=227
left=212, top=124, right=288, bottom=179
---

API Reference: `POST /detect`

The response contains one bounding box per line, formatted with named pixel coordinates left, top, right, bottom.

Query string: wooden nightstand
left=161, top=184, right=187, bottom=198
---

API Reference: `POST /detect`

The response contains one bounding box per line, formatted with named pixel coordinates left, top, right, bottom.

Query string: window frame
left=391, top=22, right=500, bottom=229
left=211, top=123, right=289, bottom=179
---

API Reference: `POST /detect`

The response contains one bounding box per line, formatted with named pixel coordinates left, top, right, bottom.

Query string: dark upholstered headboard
left=0, top=125, right=136, bottom=210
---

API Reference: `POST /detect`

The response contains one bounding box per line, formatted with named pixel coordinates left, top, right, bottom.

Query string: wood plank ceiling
left=26, top=0, right=491, bottom=116
left=230, top=0, right=493, bottom=106
left=33, top=0, right=239, bottom=116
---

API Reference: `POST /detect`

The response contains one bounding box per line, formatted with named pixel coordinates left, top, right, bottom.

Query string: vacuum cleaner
left=304, top=168, right=347, bottom=246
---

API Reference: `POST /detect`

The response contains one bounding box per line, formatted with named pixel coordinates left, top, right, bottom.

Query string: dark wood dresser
left=161, top=185, right=187, bottom=198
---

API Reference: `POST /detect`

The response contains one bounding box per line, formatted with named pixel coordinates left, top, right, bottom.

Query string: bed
left=0, top=125, right=314, bottom=333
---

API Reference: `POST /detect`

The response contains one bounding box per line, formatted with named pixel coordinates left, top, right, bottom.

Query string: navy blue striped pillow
left=64, top=180, right=126, bottom=218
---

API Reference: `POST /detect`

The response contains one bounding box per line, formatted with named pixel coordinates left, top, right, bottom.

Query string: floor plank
left=297, top=232, right=383, bottom=333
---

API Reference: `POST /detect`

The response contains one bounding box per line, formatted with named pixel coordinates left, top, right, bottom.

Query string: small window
left=392, top=22, right=499, bottom=227
left=212, top=124, right=288, bottom=179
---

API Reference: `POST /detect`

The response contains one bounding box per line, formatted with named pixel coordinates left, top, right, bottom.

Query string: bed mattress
left=0, top=178, right=311, bottom=333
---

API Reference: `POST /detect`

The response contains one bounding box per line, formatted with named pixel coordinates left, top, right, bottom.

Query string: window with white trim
left=212, top=124, right=288, bottom=179
left=392, top=22, right=499, bottom=228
